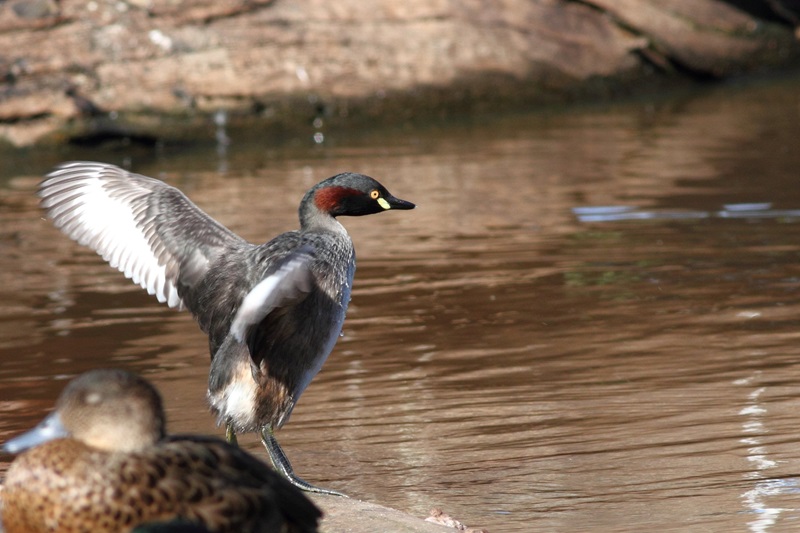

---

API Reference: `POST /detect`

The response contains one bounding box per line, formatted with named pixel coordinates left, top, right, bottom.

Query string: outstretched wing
left=230, top=246, right=315, bottom=347
left=39, top=161, right=245, bottom=310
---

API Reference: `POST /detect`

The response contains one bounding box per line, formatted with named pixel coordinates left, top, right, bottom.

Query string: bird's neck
left=299, top=208, right=349, bottom=235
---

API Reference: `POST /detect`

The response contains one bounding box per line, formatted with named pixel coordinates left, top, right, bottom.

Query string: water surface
left=3, top=77, right=800, bottom=532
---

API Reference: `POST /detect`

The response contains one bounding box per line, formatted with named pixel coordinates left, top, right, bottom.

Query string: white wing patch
left=230, top=250, right=315, bottom=343
left=40, top=163, right=184, bottom=309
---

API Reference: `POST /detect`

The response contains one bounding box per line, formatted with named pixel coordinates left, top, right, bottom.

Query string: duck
left=38, top=161, right=415, bottom=495
left=1, top=368, right=322, bottom=533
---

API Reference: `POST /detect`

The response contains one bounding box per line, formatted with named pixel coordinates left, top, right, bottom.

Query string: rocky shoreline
left=0, top=491, right=485, bottom=533
left=1, top=0, right=800, bottom=147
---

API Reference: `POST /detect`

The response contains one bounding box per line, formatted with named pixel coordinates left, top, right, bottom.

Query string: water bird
left=1, top=369, right=322, bottom=533
left=38, top=161, right=415, bottom=494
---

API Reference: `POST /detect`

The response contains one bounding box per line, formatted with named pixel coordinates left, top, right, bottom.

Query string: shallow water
left=4, top=76, right=800, bottom=532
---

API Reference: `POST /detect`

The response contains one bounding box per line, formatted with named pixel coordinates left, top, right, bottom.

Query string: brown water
left=3, top=76, right=800, bottom=532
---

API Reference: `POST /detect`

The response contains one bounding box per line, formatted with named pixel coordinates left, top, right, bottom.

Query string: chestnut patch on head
left=314, top=186, right=361, bottom=213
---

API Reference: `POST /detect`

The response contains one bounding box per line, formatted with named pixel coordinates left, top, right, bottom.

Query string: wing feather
left=39, top=161, right=245, bottom=310
left=230, top=246, right=315, bottom=344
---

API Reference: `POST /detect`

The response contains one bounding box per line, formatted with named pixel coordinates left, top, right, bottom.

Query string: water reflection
left=574, top=203, right=800, bottom=222
left=737, top=373, right=800, bottom=533
left=3, top=77, right=800, bottom=531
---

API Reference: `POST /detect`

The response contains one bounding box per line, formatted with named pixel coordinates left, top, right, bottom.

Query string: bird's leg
left=225, top=423, right=238, bottom=446
left=260, top=426, right=347, bottom=497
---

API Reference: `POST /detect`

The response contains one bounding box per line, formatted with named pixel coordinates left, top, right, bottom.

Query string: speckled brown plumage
left=1, top=369, right=320, bottom=533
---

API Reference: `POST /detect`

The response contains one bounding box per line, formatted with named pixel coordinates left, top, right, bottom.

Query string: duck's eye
left=370, top=189, right=380, bottom=200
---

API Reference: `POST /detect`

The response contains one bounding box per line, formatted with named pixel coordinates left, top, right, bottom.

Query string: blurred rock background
left=2, top=0, right=800, bottom=147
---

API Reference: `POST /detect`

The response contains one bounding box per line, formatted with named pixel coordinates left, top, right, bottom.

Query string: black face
left=317, top=173, right=415, bottom=217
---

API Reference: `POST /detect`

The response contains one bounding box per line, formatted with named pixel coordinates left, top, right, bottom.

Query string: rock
left=0, top=0, right=798, bottom=147
left=426, top=507, right=489, bottom=532
left=582, top=0, right=798, bottom=76
left=309, top=495, right=461, bottom=533
left=0, top=489, right=462, bottom=533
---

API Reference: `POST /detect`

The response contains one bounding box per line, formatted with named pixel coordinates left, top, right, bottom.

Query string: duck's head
left=301, top=173, right=415, bottom=224
left=3, top=369, right=166, bottom=454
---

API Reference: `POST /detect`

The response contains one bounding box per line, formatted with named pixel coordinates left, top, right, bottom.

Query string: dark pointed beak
left=384, top=195, right=415, bottom=210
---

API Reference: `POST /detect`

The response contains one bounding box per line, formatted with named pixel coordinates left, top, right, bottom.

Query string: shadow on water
left=4, top=76, right=800, bottom=531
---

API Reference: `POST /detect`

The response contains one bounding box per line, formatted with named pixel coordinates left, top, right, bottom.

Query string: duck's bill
left=383, top=195, right=415, bottom=210
left=2, top=411, right=69, bottom=454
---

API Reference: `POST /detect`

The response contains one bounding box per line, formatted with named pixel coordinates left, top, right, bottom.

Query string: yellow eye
left=370, top=189, right=380, bottom=200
